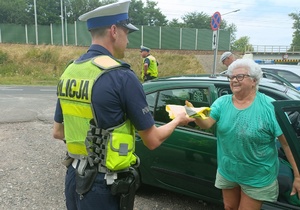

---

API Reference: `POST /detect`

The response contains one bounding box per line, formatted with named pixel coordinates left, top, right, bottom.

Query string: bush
left=0, top=50, right=9, bottom=64
left=25, top=48, right=58, bottom=63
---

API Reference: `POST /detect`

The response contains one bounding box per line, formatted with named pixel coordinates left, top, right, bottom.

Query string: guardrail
left=245, top=45, right=300, bottom=54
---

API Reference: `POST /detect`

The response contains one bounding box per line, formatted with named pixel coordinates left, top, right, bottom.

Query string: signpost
left=210, top=12, right=221, bottom=31
left=210, top=9, right=240, bottom=76
left=211, top=12, right=221, bottom=77
left=212, top=30, right=217, bottom=50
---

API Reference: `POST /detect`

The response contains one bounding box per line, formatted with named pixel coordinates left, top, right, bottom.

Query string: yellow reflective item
left=61, top=101, right=93, bottom=119
left=166, top=104, right=211, bottom=119
left=106, top=133, right=136, bottom=171
left=92, top=56, right=121, bottom=70
left=103, top=119, right=137, bottom=171
left=66, top=142, right=88, bottom=156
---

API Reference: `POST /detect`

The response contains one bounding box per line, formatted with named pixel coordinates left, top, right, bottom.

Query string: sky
left=141, top=0, right=300, bottom=47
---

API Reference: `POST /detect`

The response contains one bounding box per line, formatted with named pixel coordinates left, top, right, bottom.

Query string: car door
left=136, top=84, right=222, bottom=201
left=260, top=100, right=300, bottom=210
left=273, top=100, right=300, bottom=169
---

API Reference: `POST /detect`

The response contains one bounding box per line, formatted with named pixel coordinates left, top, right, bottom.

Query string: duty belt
left=72, top=156, right=128, bottom=185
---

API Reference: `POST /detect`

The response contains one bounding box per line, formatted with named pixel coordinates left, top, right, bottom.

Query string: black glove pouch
left=75, top=165, right=98, bottom=195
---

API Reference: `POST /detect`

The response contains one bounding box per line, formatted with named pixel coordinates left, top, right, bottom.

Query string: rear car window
left=148, top=87, right=213, bottom=135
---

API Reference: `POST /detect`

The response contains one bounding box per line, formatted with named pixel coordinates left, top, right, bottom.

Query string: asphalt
left=0, top=86, right=56, bottom=123
left=0, top=86, right=223, bottom=210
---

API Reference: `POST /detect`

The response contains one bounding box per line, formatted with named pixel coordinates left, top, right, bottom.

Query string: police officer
left=52, top=1, right=194, bottom=210
left=140, top=45, right=158, bottom=82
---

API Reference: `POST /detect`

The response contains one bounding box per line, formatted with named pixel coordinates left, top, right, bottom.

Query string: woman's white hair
left=227, top=58, right=263, bottom=91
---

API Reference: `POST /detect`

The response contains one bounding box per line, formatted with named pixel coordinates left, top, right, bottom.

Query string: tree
left=144, top=0, right=167, bottom=26
left=169, top=11, right=237, bottom=48
left=231, top=36, right=253, bottom=52
left=289, top=11, right=300, bottom=51
left=128, top=0, right=148, bottom=25
left=168, top=18, right=185, bottom=28
left=219, top=19, right=237, bottom=47
left=0, top=0, right=117, bottom=25
left=181, top=12, right=211, bottom=29
left=227, top=23, right=237, bottom=47
left=129, top=0, right=168, bottom=26
left=26, top=0, right=62, bottom=25
left=66, top=0, right=116, bottom=23
left=0, top=0, right=30, bottom=24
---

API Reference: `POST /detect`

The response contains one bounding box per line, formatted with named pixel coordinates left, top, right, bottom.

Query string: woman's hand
left=185, top=100, right=194, bottom=108
left=291, top=176, right=300, bottom=199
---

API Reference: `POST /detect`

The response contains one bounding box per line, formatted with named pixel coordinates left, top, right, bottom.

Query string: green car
left=135, top=74, right=300, bottom=210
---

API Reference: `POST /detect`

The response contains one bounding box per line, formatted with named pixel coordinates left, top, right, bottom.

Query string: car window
left=151, top=88, right=213, bottom=135
left=259, top=87, right=300, bottom=100
left=287, top=111, right=300, bottom=138
left=146, top=92, right=157, bottom=116
left=218, top=87, right=232, bottom=96
left=262, top=68, right=277, bottom=74
left=286, top=88, right=300, bottom=100
left=262, top=68, right=300, bottom=84
left=262, top=72, right=279, bottom=80
left=277, top=70, right=300, bottom=83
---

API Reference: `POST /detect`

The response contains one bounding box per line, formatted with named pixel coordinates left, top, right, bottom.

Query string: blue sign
left=210, top=12, right=221, bottom=31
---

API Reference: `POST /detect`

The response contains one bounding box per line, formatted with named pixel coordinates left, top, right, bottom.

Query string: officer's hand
left=174, top=111, right=195, bottom=126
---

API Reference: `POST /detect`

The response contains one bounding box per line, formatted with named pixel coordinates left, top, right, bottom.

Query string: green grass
left=0, top=43, right=206, bottom=85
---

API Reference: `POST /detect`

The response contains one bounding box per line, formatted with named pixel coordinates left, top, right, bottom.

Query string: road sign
left=210, top=12, right=221, bottom=31
left=212, top=30, right=217, bottom=50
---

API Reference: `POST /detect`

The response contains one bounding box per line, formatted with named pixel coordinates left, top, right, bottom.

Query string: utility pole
left=60, top=0, right=65, bottom=46
left=34, top=0, right=38, bottom=45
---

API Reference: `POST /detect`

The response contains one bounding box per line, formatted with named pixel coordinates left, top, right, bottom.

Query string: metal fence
left=246, top=45, right=300, bottom=54
left=0, top=22, right=231, bottom=51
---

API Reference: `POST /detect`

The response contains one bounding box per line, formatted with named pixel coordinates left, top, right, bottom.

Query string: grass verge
left=0, top=43, right=206, bottom=85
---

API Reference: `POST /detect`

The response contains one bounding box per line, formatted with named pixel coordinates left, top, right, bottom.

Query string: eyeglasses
left=227, top=74, right=251, bottom=82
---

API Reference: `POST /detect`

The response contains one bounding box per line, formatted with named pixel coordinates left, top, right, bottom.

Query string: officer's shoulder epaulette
left=92, top=55, right=129, bottom=70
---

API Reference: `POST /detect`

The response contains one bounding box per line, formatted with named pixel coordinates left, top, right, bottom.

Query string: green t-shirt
left=210, top=92, right=282, bottom=187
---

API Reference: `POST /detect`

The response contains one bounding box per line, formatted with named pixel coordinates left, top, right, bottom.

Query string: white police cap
left=78, top=0, right=138, bottom=33
left=140, top=45, right=150, bottom=52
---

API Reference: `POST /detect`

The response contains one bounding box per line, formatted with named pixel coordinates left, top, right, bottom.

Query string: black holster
left=111, top=168, right=140, bottom=210
left=144, top=74, right=156, bottom=81
left=75, top=164, right=98, bottom=196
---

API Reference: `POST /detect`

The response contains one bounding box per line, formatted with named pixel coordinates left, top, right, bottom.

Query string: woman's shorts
left=215, top=171, right=279, bottom=202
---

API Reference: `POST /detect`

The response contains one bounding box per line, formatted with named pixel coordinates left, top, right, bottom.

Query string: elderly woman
left=190, top=59, right=300, bottom=210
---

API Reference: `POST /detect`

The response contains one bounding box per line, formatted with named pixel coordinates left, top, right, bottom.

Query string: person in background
left=52, top=1, right=194, bottom=210
left=187, top=58, right=300, bottom=210
left=140, top=45, right=158, bottom=82
left=220, top=51, right=236, bottom=67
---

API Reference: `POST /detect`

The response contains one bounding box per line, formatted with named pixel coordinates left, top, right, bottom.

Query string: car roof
left=260, top=64, right=300, bottom=73
left=212, top=69, right=297, bottom=90
left=143, top=74, right=300, bottom=101
left=143, top=74, right=292, bottom=92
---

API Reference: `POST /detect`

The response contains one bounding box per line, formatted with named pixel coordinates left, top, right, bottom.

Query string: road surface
left=0, top=85, right=223, bottom=210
